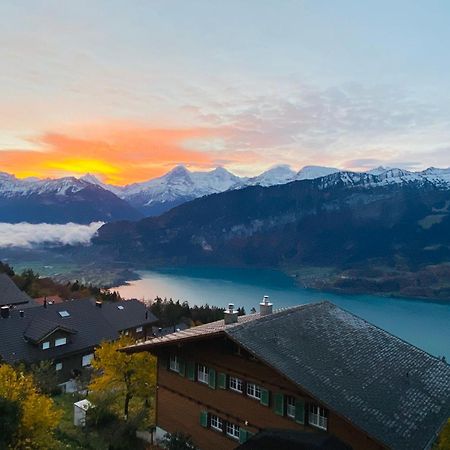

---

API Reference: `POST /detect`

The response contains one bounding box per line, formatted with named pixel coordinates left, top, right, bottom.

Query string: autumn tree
left=0, top=363, right=62, bottom=449
left=435, top=419, right=450, bottom=450
left=89, top=335, right=157, bottom=421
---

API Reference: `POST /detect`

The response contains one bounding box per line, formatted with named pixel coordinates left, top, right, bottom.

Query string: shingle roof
left=23, top=317, right=77, bottom=343
left=0, top=298, right=157, bottom=364
left=98, top=299, right=157, bottom=332
left=126, top=301, right=450, bottom=450
left=0, top=273, right=33, bottom=306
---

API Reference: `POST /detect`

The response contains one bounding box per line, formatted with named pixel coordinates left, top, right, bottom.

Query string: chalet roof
left=23, top=317, right=77, bottom=343
left=125, top=301, right=450, bottom=450
left=98, top=299, right=157, bottom=331
left=0, top=298, right=157, bottom=364
left=0, top=273, right=33, bottom=307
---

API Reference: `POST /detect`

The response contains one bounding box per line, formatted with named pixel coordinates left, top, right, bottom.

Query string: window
left=55, top=337, right=67, bottom=347
left=58, top=310, right=70, bottom=317
left=55, top=362, right=63, bottom=371
left=309, top=404, right=328, bottom=430
left=82, top=353, right=94, bottom=367
left=169, top=355, right=180, bottom=373
left=229, top=376, right=243, bottom=393
left=136, top=326, right=143, bottom=333
left=286, top=396, right=295, bottom=418
left=210, top=414, right=223, bottom=432
left=117, top=305, right=124, bottom=310
left=226, top=422, right=240, bottom=440
left=42, top=341, right=50, bottom=350
left=246, top=383, right=261, bottom=400
left=197, top=364, right=209, bottom=384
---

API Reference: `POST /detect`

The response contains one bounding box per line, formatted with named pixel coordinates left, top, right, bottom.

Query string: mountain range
left=2, top=165, right=450, bottom=223
left=91, top=169, right=450, bottom=299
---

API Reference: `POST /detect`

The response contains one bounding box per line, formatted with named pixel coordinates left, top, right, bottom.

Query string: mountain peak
left=296, top=165, right=340, bottom=180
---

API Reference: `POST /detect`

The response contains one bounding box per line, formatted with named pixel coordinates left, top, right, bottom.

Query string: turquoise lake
left=114, top=267, right=450, bottom=360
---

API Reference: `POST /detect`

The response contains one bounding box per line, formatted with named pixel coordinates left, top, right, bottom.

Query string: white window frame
left=309, top=404, right=328, bottom=430
left=169, top=355, right=180, bottom=373
left=229, top=376, right=243, bottom=393
left=246, top=382, right=261, bottom=400
left=197, top=364, right=209, bottom=384
left=136, top=326, right=143, bottom=333
left=226, top=422, right=240, bottom=440
left=286, top=395, right=295, bottom=418
left=82, top=353, right=94, bottom=367
left=42, top=341, right=50, bottom=350
left=210, top=414, right=223, bottom=432
left=55, top=337, right=67, bottom=347
left=55, top=362, right=63, bottom=371
left=58, top=310, right=70, bottom=317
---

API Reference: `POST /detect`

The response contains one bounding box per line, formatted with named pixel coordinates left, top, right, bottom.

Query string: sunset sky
left=1, top=0, right=450, bottom=185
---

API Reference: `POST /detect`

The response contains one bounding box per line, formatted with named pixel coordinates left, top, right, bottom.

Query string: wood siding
left=154, top=336, right=387, bottom=450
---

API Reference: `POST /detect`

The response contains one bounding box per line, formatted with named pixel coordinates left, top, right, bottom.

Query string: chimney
left=1, top=306, right=10, bottom=319
left=260, top=295, right=273, bottom=316
left=224, top=303, right=239, bottom=325
left=95, top=300, right=102, bottom=308
left=43, top=298, right=47, bottom=308
left=19, top=310, right=25, bottom=318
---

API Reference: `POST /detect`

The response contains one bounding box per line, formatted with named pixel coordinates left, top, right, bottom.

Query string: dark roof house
left=126, top=301, right=450, bottom=450
left=0, top=298, right=158, bottom=366
left=0, top=273, right=34, bottom=307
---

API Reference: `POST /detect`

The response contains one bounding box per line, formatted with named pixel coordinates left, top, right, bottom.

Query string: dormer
left=23, top=317, right=77, bottom=349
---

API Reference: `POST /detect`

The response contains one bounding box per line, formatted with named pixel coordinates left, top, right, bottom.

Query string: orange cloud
left=0, top=125, right=222, bottom=185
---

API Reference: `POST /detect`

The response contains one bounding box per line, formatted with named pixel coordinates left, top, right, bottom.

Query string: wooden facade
left=152, top=336, right=387, bottom=450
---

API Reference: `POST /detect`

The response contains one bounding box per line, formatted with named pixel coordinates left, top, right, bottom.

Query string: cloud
left=0, top=124, right=222, bottom=184
left=0, top=222, right=104, bottom=248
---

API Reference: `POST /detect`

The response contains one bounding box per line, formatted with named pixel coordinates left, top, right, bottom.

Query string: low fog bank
left=0, top=222, right=104, bottom=248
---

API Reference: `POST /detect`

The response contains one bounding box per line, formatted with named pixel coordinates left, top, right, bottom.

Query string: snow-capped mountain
left=0, top=173, right=142, bottom=224
left=295, top=165, right=340, bottom=180
left=2, top=164, right=450, bottom=222
left=0, top=172, right=90, bottom=197
left=244, top=165, right=296, bottom=187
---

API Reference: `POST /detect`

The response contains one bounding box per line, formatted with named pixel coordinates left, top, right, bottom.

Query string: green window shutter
left=199, top=410, right=208, bottom=428
left=260, top=388, right=270, bottom=406
left=294, top=398, right=305, bottom=424
left=187, top=361, right=196, bottom=381
left=239, top=429, right=249, bottom=444
left=208, top=368, right=216, bottom=389
left=178, top=358, right=186, bottom=377
left=274, top=393, right=284, bottom=416
left=217, top=372, right=227, bottom=389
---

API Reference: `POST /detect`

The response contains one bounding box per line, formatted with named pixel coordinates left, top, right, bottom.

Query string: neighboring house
left=0, top=273, right=35, bottom=308
left=124, top=299, right=450, bottom=450
left=0, top=298, right=157, bottom=391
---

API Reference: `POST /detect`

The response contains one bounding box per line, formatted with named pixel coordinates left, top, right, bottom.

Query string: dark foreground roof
left=0, top=273, right=33, bottom=307
left=126, top=301, right=450, bottom=450
left=236, top=429, right=351, bottom=450
left=0, top=298, right=157, bottom=364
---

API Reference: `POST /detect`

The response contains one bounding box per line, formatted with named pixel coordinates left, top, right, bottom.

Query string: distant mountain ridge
left=92, top=170, right=450, bottom=298
left=2, top=165, right=450, bottom=222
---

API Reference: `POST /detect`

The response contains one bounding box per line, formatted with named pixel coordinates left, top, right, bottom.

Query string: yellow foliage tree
left=436, top=419, right=450, bottom=450
left=0, top=363, right=62, bottom=450
left=89, top=335, right=157, bottom=420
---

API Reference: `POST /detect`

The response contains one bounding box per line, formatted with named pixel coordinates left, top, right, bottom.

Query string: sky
left=0, top=0, right=450, bottom=185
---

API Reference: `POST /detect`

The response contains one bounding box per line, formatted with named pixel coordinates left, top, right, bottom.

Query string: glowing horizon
left=1, top=1, right=449, bottom=183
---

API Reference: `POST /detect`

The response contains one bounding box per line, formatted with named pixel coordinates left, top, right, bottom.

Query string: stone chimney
left=260, top=295, right=273, bottom=316
left=224, top=303, right=239, bottom=325
left=1, top=305, right=10, bottom=319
